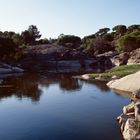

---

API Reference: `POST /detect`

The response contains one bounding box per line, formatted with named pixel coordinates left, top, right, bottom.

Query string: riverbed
left=0, top=73, right=129, bottom=140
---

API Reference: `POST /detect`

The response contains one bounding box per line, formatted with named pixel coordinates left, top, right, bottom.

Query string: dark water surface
left=0, top=74, right=129, bottom=140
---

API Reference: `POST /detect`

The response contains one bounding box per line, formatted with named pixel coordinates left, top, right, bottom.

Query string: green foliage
left=102, top=33, right=114, bottom=41
left=116, top=31, right=140, bottom=52
left=21, top=25, right=41, bottom=45
left=38, top=38, right=49, bottom=44
left=0, top=24, right=140, bottom=62
left=0, top=25, right=42, bottom=61
left=96, top=28, right=110, bottom=36
left=0, top=37, right=17, bottom=60
left=128, top=25, right=140, bottom=32
left=57, top=35, right=81, bottom=48
left=90, top=64, right=140, bottom=79
left=112, top=25, right=127, bottom=35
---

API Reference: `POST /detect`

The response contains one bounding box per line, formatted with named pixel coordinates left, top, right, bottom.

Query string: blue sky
left=0, top=0, right=139, bottom=38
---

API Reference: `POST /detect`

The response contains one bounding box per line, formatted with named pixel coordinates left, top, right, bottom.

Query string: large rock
left=123, top=102, right=135, bottom=115
left=133, top=90, right=140, bottom=99
left=90, top=55, right=113, bottom=68
left=111, top=52, right=130, bottom=66
left=128, top=48, right=140, bottom=65
left=107, top=71, right=140, bottom=93
left=134, top=103, right=140, bottom=122
left=123, top=119, right=138, bottom=140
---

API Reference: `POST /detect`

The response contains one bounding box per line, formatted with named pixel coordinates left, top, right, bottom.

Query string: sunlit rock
left=123, top=102, right=135, bottom=114
left=134, top=103, right=140, bottom=122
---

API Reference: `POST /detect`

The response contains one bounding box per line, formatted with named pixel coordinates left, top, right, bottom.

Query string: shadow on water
left=0, top=73, right=110, bottom=102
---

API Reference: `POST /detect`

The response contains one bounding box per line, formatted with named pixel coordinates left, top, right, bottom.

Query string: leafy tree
left=57, top=35, right=81, bottom=48
left=21, top=30, right=31, bottom=45
left=128, top=25, right=140, bottom=32
left=102, top=33, right=114, bottom=41
left=93, top=37, right=114, bottom=54
left=117, top=31, right=140, bottom=52
left=21, top=25, right=41, bottom=45
left=38, top=38, right=49, bottom=44
left=12, top=33, right=23, bottom=46
left=28, top=25, right=41, bottom=44
left=112, top=25, right=127, bottom=36
left=96, top=28, right=110, bottom=36
left=0, top=37, right=16, bottom=60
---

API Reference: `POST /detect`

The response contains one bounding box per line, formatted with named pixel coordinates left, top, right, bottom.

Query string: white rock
left=111, top=75, right=120, bottom=80
left=134, top=103, right=140, bottom=122
left=123, top=102, right=135, bottom=114
left=107, top=71, right=140, bottom=93
left=81, top=74, right=90, bottom=80
left=123, top=119, right=137, bottom=140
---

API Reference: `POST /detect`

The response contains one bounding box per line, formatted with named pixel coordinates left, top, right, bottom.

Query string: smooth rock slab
left=107, top=71, right=140, bottom=93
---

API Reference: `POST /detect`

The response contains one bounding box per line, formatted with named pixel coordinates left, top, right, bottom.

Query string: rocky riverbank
left=78, top=69, right=140, bottom=140
left=117, top=92, right=140, bottom=140
left=107, top=71, right=140, bottom=140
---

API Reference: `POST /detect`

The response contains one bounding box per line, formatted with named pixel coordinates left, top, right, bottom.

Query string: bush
left=0, top=37, right=17, bottom=60
left=57, top=35, right=81, bottom=48
left=116, top=31, right=140, bottom=52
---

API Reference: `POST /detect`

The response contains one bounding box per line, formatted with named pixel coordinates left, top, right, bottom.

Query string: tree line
left=0, top=24, right=140, bottom=61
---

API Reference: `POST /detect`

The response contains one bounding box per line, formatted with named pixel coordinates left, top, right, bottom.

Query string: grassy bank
left=89, top=64, right=140, bottom=79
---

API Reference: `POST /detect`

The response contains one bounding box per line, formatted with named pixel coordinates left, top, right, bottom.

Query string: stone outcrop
left=117, top=98, right=140, bottom=140
left=111, top=52, right=130, bottom=66
left=107, top=71, right=140, bottom=93
left=107, top=71, right=140, bottom=140
left=128, top=48, right=140, bottom=65
left=111, top=48, right=140, bottom=66
left=20, top=44, right=113, bottom=72
left=90, top=55, right=113, bottom=68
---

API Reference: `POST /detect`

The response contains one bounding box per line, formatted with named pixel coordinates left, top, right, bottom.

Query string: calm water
left=0, top=74, right=129, bottom=140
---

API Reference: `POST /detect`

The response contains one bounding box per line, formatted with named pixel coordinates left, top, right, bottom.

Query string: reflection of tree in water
left=0, top=74, right=42, bottom=102
left=59, top=75, right=82, bottom=91
left=40, top=74, right=83, bottom=92
left=83, top=80, right=110, bottom=92
left=0, top=74, right=83, bottom=102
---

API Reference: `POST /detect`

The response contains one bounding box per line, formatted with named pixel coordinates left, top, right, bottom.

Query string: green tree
left=21, top=25, right=41, bottom=45
left=117, top=31, right=140, bottom=52
left=112, top=25, right=127, bottom=36
left=57, top=35, right=81, bottom=48
left=28, top=25, right=41, bottom=44
left=96, top=28, right=110, bottom=36
left=0, top=37, right=17, bottom=60
left=21, top=30, right=31, bottom=45
left=128, top=25, right=140, bottom=32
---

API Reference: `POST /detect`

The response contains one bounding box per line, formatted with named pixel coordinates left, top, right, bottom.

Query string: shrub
left=116, top=31, right=140, bottom=52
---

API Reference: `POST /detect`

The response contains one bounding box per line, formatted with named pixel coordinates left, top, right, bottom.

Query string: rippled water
left=0, top=74, right=129, bottom=140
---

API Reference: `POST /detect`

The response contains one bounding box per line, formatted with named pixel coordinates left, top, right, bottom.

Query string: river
left=0, top=73, right=129, bottom=140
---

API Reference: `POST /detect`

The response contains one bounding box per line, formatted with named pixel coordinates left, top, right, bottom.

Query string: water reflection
left=82, top=80, right=109, bottom=92
left=0, top=74, right=41, bottom=102
left=0, top=73, right=110, bottom=102
left=0, top=73, right=129, bottom=140
left=59, top=75, right=83, bottom=92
